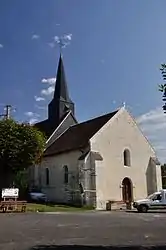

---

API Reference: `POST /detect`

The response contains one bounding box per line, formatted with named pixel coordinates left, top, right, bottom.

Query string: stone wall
left=90, top=108, right=160, bottom=210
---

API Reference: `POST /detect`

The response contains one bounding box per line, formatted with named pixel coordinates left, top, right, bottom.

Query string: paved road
left=0, top=211, right=166, bottom=250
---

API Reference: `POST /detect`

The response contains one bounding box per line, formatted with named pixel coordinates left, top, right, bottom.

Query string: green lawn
left=26, top=203, right=94, bottom=212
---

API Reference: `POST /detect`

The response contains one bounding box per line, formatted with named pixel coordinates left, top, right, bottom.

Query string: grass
left=26, top=203, right=94, bottom=213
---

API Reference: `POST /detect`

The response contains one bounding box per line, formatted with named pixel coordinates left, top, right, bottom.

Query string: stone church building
left=30, top=54, right=162, bottom=210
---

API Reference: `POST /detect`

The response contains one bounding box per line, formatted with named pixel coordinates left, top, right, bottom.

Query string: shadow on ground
left=30, top=245, right=166, bottom=250
left=126, top=210, right=166, bottom=214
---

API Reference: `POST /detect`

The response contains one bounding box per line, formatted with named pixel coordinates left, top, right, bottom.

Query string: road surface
left=0, top=211, right=166, bottom=250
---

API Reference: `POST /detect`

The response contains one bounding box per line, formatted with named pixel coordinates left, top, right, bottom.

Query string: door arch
left=122, top=177, right=133, bottom=203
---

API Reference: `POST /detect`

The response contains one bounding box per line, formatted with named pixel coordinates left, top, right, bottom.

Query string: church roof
left=35, top=111, right=71, bottom=138
left=35, top=119, right=50, bottom=137
left=44, top=110, right=119, bottom=157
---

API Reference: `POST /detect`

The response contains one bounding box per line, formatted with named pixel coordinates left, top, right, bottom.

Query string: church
left=30, top=54, right=162, bottom=210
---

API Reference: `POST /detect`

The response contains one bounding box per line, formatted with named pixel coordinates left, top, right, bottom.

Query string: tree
left=161, top=164, right=166, bottom=189
left=159, top=64, right=166, bottom=112
left=0, top=118, right=46, bottom=189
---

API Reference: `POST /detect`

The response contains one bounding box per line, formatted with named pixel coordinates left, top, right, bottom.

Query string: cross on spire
left=58, top=37, right=65, bottom=55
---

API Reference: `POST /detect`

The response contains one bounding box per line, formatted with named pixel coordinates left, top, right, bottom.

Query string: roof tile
left=44, top=110, right=119, bottom=156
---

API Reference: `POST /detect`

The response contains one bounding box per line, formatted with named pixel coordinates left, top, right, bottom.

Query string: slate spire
left=48, top=54, right=75, bottom=127
left=53, top=54, right=70, bottom=102
left=35, top=53, right=76, bottom=138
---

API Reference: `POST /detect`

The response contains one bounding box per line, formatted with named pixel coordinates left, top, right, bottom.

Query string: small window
left=153, top=194, right=162, bottom=201
left=64, top=165, right=68, bottom=184
left=123, top=149, right=131, bottom=167
left=46, top=168, right=49, bottom=185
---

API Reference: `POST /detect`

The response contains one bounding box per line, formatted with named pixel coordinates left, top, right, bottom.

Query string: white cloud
left=34, top=96, right=45, bottom=102
left=32, top=34, right=40, bottom=40
left=24, top=111, right=40, bottom=124
left=137, top=107, right=166, bottom=164
left=0, top=44, right=3, bottom=48
left=35, top=104, right=47, bottom=110
left=24, top=111, right=35, bottom=117
left=29, top=118, right=39, bottom=124
left=64, top=33, right=72, bottom=41
left=49, top=33, right=73, bottom=49
left=41, top=86, right=54, bottom=96
left=41, top=77, right=56, bottom=85
left=137, top=108, right=165, bottom=124
left=40, top=78, right=56, bottom=96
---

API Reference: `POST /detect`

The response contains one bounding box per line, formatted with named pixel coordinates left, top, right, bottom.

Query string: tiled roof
left=44, top=110, right=119, bottom=156
left=35, top=119, right=50, bottom=138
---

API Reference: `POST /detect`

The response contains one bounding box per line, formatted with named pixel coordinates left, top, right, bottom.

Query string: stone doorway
left=122, top=177, right=133, bottom=203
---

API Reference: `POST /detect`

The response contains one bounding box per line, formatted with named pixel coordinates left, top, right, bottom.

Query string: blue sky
left=0, top=0, right=166, bottom=162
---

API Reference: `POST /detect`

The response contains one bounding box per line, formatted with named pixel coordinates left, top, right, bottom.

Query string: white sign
left=2, top=188, right=19, bottom=198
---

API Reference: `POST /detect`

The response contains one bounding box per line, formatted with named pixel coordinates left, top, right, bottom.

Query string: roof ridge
left=45, top=125, right=71, bottom=153
left=46, top=111, right=71, bottom=144
left=70, top=109, right=119, bottom=128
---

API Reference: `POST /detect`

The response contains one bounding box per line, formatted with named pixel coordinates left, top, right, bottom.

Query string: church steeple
left=53, top=54, right=70, bottom=102
left=35, top=52, right=76, bottom=138
left=48, top=54, right=75, bottom=128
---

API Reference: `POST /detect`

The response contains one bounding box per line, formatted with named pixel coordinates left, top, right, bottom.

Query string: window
left=123, top=149, right=131, bottom=167
left=46, top=168, right=49, bottom=185
left=151, top=193, right=162, bottom=201
left=64, top=165, right=68, bottom=184
left=79, top=183, right=84, bottom=194
left=156, top=194, right=162, bottom=201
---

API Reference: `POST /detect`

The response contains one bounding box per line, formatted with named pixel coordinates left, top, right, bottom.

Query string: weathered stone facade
left=90, top=107, right=162, bottom=210
left=32, top=107, right=162, bottom=210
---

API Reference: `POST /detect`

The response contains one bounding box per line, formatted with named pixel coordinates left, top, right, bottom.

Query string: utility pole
left=5, top=105, right=12, bottom=119
left=0, top=104, right=14, bottom=119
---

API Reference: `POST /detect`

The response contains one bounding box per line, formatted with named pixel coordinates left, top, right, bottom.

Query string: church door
left=122, top=177, right=133, bottom=203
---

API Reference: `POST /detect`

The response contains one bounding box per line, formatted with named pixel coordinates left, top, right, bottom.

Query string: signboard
left=1, top=188, right=19, bottom=198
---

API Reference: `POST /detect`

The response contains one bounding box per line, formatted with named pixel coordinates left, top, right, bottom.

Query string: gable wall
left=90, top=108, right=160, bottom=210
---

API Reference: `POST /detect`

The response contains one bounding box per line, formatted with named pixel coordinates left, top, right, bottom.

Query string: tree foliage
left=158, top=64, right=166, bottom=112
left=159, top=64, right=166, bottom=92
left=0, top=119, right=46, bottom=174
left=161, top=164, right=166, bottom=189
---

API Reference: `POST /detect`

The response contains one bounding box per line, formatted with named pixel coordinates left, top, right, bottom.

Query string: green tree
left=159, top=64, right=166, bottom=91
left=158, top=64, right=166, bottom=112
left=161, top=164, right=166, bottom=189
left=0, top=118, right=46, bottom=190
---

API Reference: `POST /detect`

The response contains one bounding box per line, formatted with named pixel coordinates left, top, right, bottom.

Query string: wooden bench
left=0, top=200, right=27, bottom=213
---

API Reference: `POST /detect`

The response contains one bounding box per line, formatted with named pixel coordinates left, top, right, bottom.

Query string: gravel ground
left=0, top=211, right=166, bottom=250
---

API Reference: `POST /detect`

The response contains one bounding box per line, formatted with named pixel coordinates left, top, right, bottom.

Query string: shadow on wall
left=29, top=245, right=166, bottom=250
left=146, top=157, right=157, bottom=196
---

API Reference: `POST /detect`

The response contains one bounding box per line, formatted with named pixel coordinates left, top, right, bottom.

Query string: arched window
left=64, top=165, right=68, bottom=184
left=123, top=149, right=131, bottom=167
left=46, top=168, right=49, bottom=185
